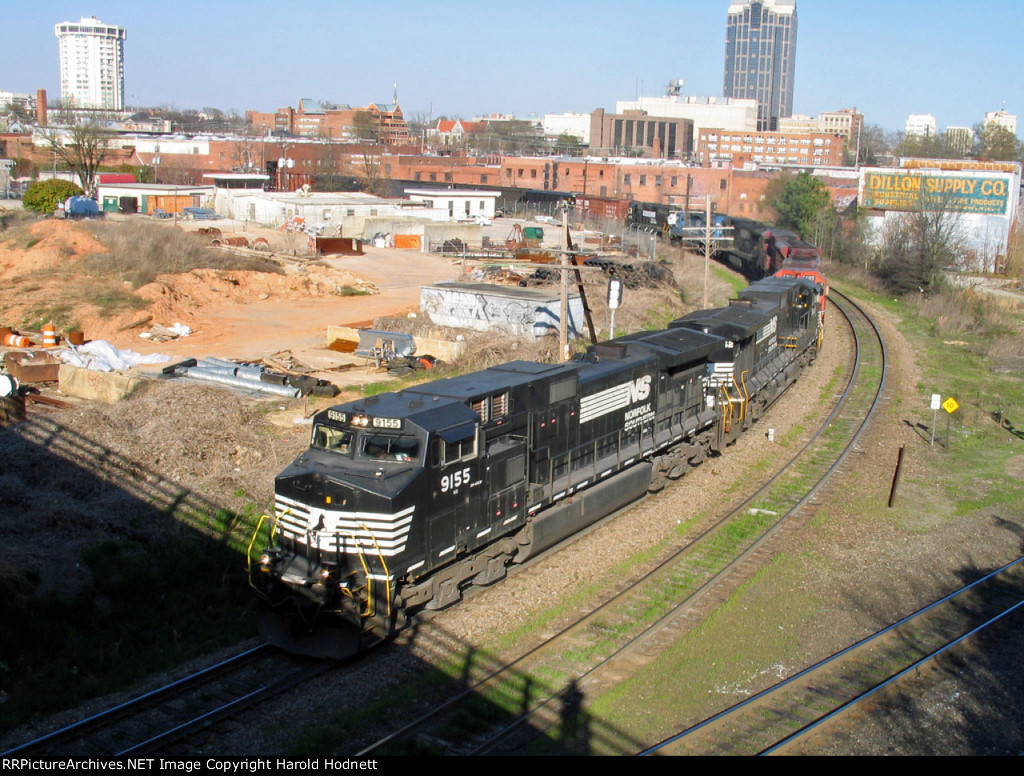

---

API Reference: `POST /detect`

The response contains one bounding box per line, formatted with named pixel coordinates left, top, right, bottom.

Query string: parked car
left=151, top=208, right=172, bottom=219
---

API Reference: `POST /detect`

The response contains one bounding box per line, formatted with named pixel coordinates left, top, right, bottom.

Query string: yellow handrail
left=246, top=511, right=280, bottom=590
left=719, top=385, right=734, bottom=433
left=360, top=523, right=392, bottom=623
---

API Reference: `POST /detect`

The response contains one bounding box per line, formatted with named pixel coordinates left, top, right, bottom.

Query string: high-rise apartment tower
left=55, top=16, right=126, bottom=111
left=723, top=0, right=797, bottom=131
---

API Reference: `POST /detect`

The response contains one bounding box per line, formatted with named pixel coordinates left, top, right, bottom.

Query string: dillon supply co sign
left=861, top=170, right=1011, bottom=215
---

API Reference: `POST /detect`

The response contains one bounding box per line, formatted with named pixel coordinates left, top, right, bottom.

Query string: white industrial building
left=542, top=113, right=591, bottom=144
left=404, top=189, right=499, bottom=221
left=213, top=189, right=435, bottom=230
left=615, top=94, right=758, bottom=138
left=55, top=16, right=126, bottom=111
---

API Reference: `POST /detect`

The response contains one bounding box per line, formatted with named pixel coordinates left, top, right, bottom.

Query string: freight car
left=250, top=275, right=825, bottom=658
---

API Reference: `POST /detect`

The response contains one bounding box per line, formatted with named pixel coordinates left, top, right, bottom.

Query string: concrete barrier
left=325, top=326, right=465, bottom=364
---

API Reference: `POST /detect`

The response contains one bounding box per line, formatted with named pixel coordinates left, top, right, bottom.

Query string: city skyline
left=1, top=1, right=1022, bottom=136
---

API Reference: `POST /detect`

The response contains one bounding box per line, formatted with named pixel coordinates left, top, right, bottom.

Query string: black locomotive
left=626, top=201, right=824, bottom=280
left=250, top=274, right=826, bottom=658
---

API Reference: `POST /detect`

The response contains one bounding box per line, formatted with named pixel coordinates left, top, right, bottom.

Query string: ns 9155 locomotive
left=249, top=275, right=826, bottom=658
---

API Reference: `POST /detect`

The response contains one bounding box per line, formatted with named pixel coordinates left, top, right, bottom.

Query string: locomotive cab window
left=312, top=425, right=353, bottom=456
left=361, top=434, right=421, bottom=463
left=439, top=423, right=478, bottom=466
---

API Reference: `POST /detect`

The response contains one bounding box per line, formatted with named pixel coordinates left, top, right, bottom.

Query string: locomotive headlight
left=259, top=548, right=283, bottom=573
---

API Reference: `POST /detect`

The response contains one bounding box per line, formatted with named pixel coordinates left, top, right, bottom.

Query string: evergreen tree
left=22, top=179, right=83, bottom=214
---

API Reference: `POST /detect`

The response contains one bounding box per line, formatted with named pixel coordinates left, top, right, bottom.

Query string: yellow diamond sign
left=942, top=397, right=960, bottom=414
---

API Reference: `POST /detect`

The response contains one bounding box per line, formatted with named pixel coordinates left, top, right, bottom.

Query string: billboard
left=861, top=170, right=1012, bottom=215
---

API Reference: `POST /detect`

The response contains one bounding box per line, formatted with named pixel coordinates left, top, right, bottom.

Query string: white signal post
left=607, top=278, right=624, bottom=339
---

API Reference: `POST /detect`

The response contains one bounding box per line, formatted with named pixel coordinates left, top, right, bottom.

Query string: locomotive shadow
left=0, top=412, right=258, bottom=734
left=828, top=542, right=1024, bottom=755
left=395, top=617, right=649, bottom=755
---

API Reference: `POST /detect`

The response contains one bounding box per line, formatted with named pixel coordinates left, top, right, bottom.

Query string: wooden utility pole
left=560, top=210, right=570, bottom=361
left=703, top=196, right=712, bottom=310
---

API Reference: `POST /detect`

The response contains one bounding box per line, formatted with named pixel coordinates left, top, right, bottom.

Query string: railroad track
left=2, top=643, right=334, bottom=757
left=641, top=556, right=1024, bottom=755
left=352, top=290, right=889, bottom=756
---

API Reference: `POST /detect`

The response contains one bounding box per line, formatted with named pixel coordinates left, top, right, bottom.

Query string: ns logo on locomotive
left=249, top=274, right=826, bottom=658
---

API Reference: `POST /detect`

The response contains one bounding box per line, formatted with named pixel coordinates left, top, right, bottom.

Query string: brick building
left=246, top=98, right=411, bottom=144
left=696, top=128, right=844, bottom=168
left=589, top=109, right=694, bottom=159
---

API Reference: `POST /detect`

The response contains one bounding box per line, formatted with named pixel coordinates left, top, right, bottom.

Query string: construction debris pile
left=167, top=357, right=339, bottom=398
left=0, top=320, right=344, bottom=422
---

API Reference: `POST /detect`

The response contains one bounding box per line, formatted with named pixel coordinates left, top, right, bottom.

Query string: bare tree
left=351, top=111, right=381, bottom=143
left=229, top=131, right=262, bottom=173
left=39, top=121, right=116, bottom=196
left=356, top=147, right=391, bottom=196
left=876, top=208, right=968, bottom=294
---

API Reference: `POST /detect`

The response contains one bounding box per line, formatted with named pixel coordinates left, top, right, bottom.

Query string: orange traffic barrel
left=42, top=323, right=57, bottom=347
left=3, top=333, right=30, bottom=348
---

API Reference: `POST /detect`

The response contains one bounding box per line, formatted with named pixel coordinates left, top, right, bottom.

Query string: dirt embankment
left=0, top=220, right=383, bottom=350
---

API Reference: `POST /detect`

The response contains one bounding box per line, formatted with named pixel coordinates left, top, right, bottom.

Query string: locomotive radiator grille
left=275, top=495, right=414, bottom=556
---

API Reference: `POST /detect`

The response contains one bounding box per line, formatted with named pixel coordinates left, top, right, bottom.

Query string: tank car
left=249, top=276, right=825, bottom=658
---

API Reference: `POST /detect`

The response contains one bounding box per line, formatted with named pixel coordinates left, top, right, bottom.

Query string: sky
left=3, top=1, right=1023, bottom=135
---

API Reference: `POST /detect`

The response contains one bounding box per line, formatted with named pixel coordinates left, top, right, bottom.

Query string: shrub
left=82, top=221, right=285, bottom=287
left=22, top=179, right=84, bottom=214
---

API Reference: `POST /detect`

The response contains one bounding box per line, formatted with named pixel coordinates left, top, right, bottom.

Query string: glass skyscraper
left=723, top=1, right=797, bottom=132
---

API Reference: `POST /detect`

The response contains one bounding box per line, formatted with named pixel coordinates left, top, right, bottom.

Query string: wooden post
left=560, top=210, right=569, bottom=361
left=888, top=445, right=906, bottom=508
left=703, top=197, right=712, bottom=310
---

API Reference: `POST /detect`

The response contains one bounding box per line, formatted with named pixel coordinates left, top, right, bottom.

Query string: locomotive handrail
left=357, top=523, right=393, bottom=623
left=730, top=375, right=747, bottom=422
left=346, top=530, right=377, bottom=619
left=740, top=371, right=751, bottom=419
left=719, top=385, right=734, bottom=433
left=246, top=513, right=278, bottom=589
